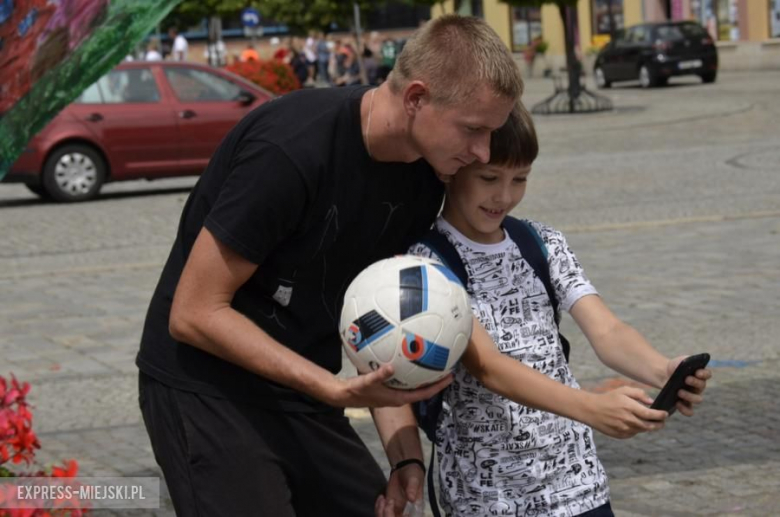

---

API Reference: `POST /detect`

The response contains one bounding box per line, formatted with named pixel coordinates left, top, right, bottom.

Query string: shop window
left=455, top=0, right=484, bottom=17
left=591, top=0, right=624, bottom=35
left=771, top=0, right=780, bottom=38
left=715, top=0, right=739, bottom=40
left=511, top=7, right=542, bottom=51
left=695, top=0, right=738, bottom=40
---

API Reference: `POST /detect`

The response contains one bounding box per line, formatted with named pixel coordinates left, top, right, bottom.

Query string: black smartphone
left=650, top=353, right=710, bottom=414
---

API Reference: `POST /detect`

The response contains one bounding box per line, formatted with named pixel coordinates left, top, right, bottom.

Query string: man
left=137, top=15, right=521, bottom=516
left=168, top=27, right=188, bottom=61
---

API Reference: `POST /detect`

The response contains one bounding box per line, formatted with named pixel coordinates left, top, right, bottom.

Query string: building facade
left=431, top=0, right=780, bottom=70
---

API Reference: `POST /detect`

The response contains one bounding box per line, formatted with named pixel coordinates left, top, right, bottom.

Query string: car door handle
left=179, top=110, right=196, bottom=119
left=86, top=113, right=103, bottom=122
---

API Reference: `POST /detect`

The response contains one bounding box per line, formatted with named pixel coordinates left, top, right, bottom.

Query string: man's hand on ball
left=327, top=364, right=452, bottom=408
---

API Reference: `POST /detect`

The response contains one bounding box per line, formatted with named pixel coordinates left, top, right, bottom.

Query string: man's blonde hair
left=389, top=15, right=523, bottom=105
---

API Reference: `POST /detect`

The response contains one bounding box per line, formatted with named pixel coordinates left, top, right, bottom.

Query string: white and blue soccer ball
left=340, top=255, right=472, bottom=390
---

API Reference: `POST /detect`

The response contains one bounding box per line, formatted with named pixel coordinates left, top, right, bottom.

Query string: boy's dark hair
left=489, top=102, right=538, bottom=168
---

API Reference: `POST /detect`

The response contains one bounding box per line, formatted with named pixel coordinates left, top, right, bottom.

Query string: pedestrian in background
left=304, top=31, right=318, bottom=86
left=144, top=39, right=162, bottom=61
left=240, top=44, right=259, bottom=62
left=168, top=27, right=188, bottom=61
left=377, top=37, right=398, bottom=84
left=316, top=33, right=332, bottom=86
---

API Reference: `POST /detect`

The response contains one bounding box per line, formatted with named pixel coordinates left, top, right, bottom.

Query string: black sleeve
left=204, top=142, right=309, bottom=266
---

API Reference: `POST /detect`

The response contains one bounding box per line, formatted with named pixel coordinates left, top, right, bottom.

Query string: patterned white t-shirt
left=408, top=217, right=610, bottom=517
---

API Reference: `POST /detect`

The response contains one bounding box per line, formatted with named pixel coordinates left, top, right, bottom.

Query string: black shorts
left=580, top=501, right=614, bottom=517
left=139, top=372, right=386, bottom=516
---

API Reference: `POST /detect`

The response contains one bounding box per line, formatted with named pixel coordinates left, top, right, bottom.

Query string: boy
left=407, top=104, right=711, bottom=516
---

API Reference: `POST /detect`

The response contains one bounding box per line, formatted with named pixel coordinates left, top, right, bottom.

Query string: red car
left=5, top=61, right=273, bottom=202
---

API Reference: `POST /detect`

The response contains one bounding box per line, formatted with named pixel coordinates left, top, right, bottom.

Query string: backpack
left=412, top=217, right=570, bottom=517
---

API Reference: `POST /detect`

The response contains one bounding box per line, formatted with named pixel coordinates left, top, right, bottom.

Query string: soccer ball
left=340, top=255, right=472, bottom=389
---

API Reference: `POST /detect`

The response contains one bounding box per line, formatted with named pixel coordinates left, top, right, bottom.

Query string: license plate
left=679, top=59, right=703, bottom=70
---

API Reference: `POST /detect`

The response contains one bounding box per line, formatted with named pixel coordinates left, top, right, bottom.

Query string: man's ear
left=403, top=81, right=429, bottom=116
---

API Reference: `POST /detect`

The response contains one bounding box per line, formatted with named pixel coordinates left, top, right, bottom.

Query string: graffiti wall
left=0, top=0, right=181, bottom=178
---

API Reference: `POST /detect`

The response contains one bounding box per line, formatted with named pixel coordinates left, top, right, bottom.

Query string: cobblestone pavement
left=1, top=71, right=779, bottom=516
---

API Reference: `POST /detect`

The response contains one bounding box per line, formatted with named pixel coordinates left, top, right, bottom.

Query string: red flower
left=0, top=375, right=88, bottom=515
left=226, top=58, right=301, bottom=95
left=51, top=460, right=78, bottom=478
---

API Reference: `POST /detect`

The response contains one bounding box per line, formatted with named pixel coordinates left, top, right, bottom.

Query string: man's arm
left=169, top=227, right=451, bottom=408
left=372, top=406, right=425, bottom=516
left=570, top=294, right=710, bottom=416
left=461, top=317, right=668, bottom=438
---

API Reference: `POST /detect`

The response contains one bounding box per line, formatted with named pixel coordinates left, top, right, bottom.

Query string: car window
left=99, top=69, right=160, bottom=104
left=679, top=23, right=707, bottom=38
left=656, top=25, right=685, bottom=41
left=164, top=68, right=241, bottom=102
left=629, top=26, right=650, bottom=43
left=75, top=82, right=103, bottom=104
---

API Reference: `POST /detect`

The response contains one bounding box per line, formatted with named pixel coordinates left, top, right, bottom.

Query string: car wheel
left=25, top=184, right=52, bottom=200
left=42, top=144, right=106, bottom=202
left=700, top=71, right=717, bottom=84
left=594, top=67, right=611, bottom=89
left=639, top=65, right=658, bottom=88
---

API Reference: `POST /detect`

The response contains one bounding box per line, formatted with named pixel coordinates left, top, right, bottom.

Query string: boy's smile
left=481, top=207, right=506, bottom=219
left=442, top=163, right=531, bottom=244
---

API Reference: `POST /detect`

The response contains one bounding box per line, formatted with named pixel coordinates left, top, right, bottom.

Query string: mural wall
left=0, top=0, right=181, bottom=178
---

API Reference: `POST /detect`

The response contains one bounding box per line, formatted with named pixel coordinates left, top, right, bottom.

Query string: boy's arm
left=169, top=227, right=451, bottom=409
left=372, top=406, right=425, bottom=516
left=570, top=294, right=711, bottom=416
left=462, top=317, right=668, bottom=438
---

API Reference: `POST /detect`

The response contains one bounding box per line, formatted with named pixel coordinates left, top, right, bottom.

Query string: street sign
left=241, top=8, right=261, bottom=28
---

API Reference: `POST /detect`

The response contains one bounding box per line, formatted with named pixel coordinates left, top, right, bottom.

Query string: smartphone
left=650, top=353, right=710, bottom=414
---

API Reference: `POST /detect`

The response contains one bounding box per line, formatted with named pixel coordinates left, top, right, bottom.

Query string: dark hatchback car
left=5, top=62, right=273, bottom=202
left=594, top=21, right=718, bottom=89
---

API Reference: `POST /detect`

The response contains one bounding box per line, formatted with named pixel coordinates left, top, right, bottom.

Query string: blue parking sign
left=241, top=8, right=260, bottom=28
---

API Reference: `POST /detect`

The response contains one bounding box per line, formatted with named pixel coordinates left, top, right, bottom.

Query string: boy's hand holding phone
left=654, top=353, right=712, bottom=416
left=584, top=386, right=668, bottom=439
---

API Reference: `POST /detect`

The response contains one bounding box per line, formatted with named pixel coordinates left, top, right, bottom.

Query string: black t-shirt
left=136, top=86, right=444, bottom=411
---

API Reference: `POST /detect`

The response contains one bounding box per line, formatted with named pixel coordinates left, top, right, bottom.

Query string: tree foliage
left=256, top=0, right=386, bottom=33
left=400, top=0, right=448, bottom=8
left=166, top=0, right=388, bottom=34
left=166, top=0, right=246, bottom=30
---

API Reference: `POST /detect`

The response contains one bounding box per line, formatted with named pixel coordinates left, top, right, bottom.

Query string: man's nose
left=470, top=133, right=491, bottom=164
